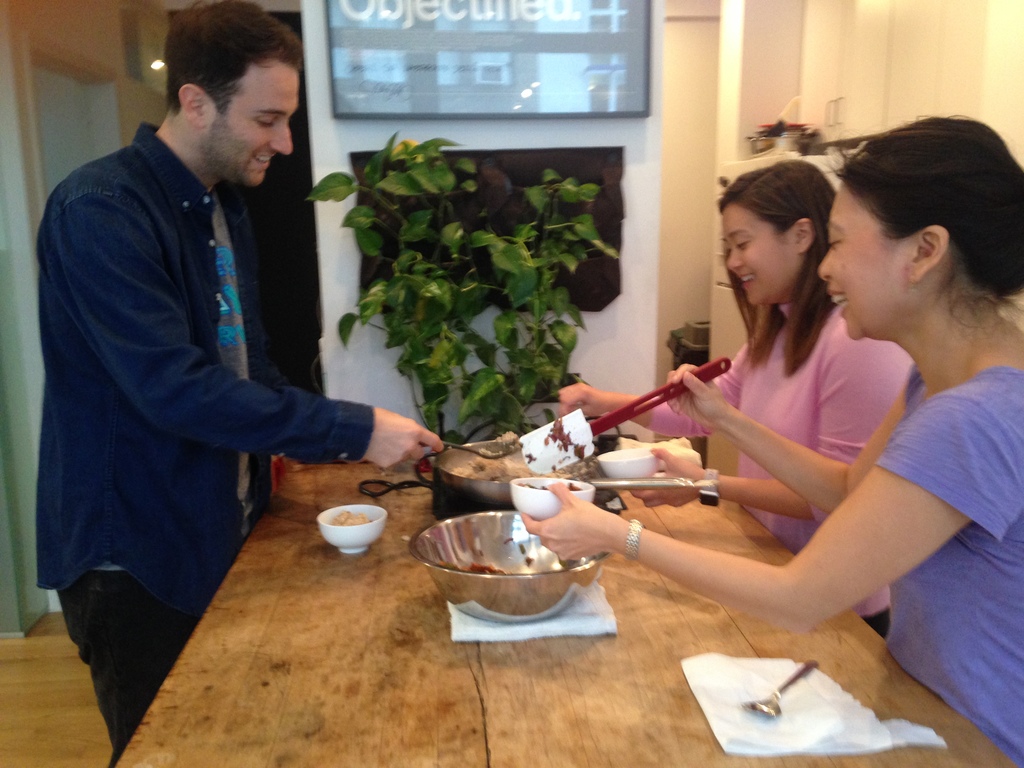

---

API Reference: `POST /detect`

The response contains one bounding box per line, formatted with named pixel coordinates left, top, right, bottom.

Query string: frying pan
left=431, top=440, right=600, bottom=506
left=432, top=440, right=526, bottom=506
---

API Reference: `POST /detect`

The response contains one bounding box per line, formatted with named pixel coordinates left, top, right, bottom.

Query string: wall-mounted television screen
left=324, top=0, right=651, bottom=119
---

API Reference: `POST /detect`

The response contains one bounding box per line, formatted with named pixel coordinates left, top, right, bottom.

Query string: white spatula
left=519, top=357, right=731, bottom=474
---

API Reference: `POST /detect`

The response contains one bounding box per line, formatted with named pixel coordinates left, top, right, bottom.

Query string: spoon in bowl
left=741, top=660, right=819, bottom=717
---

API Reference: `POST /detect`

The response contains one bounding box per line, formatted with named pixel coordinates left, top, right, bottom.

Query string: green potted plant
left=308, top=134, right=619, bottom=442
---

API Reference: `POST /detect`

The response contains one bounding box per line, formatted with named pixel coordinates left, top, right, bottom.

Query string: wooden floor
left=0, top=613, right=110, bottom=767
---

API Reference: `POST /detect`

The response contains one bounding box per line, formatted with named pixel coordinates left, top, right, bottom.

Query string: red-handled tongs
left=588, top=357, right=731, bottom=434
left=519, top=357, right=731, bottom=474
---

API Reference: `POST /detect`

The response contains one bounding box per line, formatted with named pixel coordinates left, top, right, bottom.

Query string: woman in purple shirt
left=526, top=117, right=1024, bottom=765
left=561, top=161, right=910, bottom=634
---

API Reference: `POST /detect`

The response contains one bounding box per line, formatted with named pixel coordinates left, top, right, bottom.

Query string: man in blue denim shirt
left=34, top=3, right=442, bottom=763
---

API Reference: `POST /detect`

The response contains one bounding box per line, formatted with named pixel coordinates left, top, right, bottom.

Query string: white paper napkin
left=681, top=652, right=947, bottom=756
left=449, top=581, right=617, bottom=642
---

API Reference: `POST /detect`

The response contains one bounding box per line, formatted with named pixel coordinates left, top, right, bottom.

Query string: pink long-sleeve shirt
left=650, top=307, right=911, bottom=617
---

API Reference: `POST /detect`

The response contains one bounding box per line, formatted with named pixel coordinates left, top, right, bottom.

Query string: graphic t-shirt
left=212, top=194, right=253, bottom=530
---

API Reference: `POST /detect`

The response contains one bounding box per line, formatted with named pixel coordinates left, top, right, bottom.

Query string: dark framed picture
left=323, top=0, right=651, bottom=119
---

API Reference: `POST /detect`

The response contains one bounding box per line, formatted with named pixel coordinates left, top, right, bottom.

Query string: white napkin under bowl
left=449, top=581, right=617, bottom=642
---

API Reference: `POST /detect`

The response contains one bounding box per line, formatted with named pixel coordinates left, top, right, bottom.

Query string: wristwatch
left=625, top=519, right=644, bottom=560
left=698, top=468, right=720, bottom=507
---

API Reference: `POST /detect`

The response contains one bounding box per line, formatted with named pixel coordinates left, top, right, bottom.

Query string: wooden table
left=118, top=461, right=1011, bottom=767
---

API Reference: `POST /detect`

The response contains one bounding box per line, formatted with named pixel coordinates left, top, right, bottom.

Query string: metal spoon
left=441, top=437, right=520, bottom=460
left=741, top=660, right=819, bottom=717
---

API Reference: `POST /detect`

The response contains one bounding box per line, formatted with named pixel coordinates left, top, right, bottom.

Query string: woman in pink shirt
left=560, top=161, right=910, bottom=635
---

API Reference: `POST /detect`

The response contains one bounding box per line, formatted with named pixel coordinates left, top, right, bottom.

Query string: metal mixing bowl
left=409, top=511, right=609, bottom=623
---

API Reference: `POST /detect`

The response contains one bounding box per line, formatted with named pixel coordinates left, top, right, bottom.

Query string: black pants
left=58, top=570, right=199, bottom=767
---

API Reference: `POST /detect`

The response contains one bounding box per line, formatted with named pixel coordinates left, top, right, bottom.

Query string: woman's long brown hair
left=718, top=160, right=836, bottom=375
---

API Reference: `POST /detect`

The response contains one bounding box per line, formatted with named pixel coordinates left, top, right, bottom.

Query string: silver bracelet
left=625, top=519, right=644, bottom=560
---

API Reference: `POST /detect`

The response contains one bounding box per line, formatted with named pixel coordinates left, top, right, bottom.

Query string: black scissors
left=357, top=477, right=432, bottom=498
left=358, top=457, right=436, bottom=498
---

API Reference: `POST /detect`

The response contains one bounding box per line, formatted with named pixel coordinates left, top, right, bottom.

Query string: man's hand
left=363, top=408, right=442, bottom=467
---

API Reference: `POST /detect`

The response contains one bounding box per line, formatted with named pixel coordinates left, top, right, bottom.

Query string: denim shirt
left=36, top=124, right=374, bottom=616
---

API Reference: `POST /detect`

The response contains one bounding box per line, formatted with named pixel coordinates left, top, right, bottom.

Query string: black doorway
left=240, top=12, right=323, bottom=393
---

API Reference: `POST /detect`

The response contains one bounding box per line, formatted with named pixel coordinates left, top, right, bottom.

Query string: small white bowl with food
left=596, top=447, right=658, bottom=478
left=509, top=477, right=596, bottom=520
left=317, top=504, right=387, bottom=554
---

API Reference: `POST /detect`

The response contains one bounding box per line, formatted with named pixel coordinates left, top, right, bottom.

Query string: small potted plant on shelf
left=308, top=134, right=619, bottom=442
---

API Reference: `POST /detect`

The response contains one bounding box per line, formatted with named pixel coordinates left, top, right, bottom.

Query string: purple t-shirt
left=878, top=366, right=1024, bottom=766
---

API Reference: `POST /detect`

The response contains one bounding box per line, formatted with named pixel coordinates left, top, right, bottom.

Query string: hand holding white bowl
left=597, top=447, right=658, bottom=478
left=510, top=477, right=596, bottom=520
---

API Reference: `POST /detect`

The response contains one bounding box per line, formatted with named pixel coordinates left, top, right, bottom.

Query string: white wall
left=0, top=0, right=48, bottom=634
left=301, top=0, right=666, bottom=425
left=658, top=8, right=719, bottom=383
left=980, top=0, right=1024, bottom=159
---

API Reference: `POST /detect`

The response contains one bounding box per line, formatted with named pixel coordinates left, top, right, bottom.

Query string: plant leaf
left=515, top=367, right=539, bottom=403
left=354, top=227, right=384, bottom=256
left=512, top=222, right=539, bottom=242
left=364, top=136, right=396, bottom=186
left=342, top=205, right=377, bottom=229
left=401, top=209, right=436, bottom=242
left=359, top=282, right=387, bottom=322
left=459, top=368, right=505, bottom=424
left=549, top=319, right=578, bottom=353
left=469, top=229, right=500, bottom=248
left=416, top=137, right=460, bottom=153
left=440, top=221, right=464, bottom=251
left=395, top=249, right=421, bottom=274
left=337, top=312, right=359, bottom=345
left=491, top=241, right=530, bottom=273
left=572, top=215, right=601, bottom=241
left=427, top=337, right=455, bottom=370
left=427, top=163, right=457, bottom=193
left=559, top=180, right=582, bottom=203
left=377, top=171, right=424, bottom=196
left=307, top=172, right=358, bottom=202
left=525, top=184, right=549, bottom=213
left=418, top=279, right=455, bottom=323
left=504, top=266, right=539, bottom=307
left=493, top=310, right=519, bottom=349
left=577, top=182, right=601, bottom=201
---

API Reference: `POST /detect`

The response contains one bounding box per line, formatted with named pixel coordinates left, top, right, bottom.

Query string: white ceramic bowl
left=509, top=477, right=596, bottom=520
left=317, top=504, right=387, bottom=554
left=597, top=447, right=658, bottom=478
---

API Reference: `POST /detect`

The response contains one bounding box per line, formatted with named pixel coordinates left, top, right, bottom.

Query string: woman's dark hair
left=718, top=160, right=836, bottom=374
left=839, top=116, right=1024, bottom=305
left=164, top=0, right=303, bottom=114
